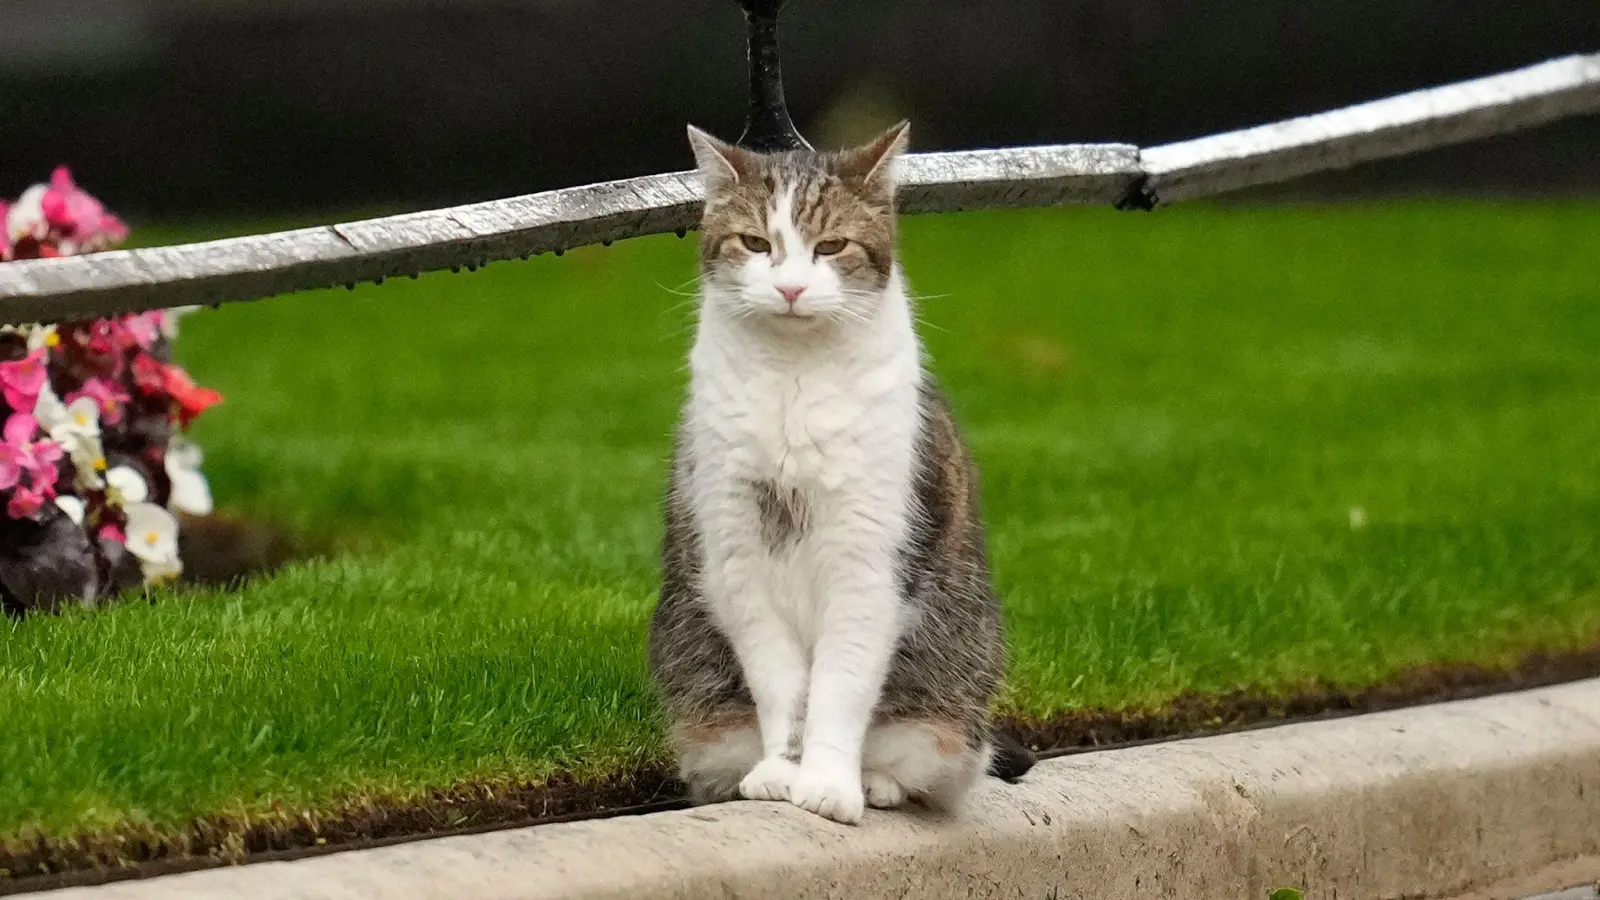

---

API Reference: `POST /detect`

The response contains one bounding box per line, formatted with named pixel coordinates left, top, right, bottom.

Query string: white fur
left=684, top=194, right=923, bottom=825
left=861, top=721, right=991, bottom=812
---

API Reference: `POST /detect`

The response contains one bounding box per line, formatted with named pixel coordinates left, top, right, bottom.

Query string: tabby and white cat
left=648, top=122, right=1027, bottom=825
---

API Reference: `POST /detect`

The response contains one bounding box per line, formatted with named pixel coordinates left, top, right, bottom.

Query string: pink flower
left=0, top=199, right=10, bottom=261
left=84, top=318, right=135, bottom=357
left=0, top=415, right=29, bottom=490
left=28, top=442, right=63, bottom=485
left=7, top=483, right=51, bottom=520
left=2, top=411, right=57, bottom=520
left=0, top=451, right=18, bottom=491
left=40, top=167, right=127, bottom=252
left=56, top=321, right=128, bottom=377
left=123, top=311, right=164, bottom=349
left=132, top=353, right=167, bottom=395
left=0, top=349, right=49, bottom=413
left=98, top=522, right=126, bottom=544
left=68, top=377, right=131, bottom=426
left=4, top=412, right=63, bottom=491
left=4, top=411, right=38, bottom=446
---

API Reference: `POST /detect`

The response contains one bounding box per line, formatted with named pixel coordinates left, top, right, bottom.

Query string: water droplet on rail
left=674, top=228, right=687, bottom=239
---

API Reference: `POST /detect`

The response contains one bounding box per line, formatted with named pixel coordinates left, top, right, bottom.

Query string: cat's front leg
left=733, top=614, right=807, bottom=801
left=791, top=558, right=902, bottom=825
left=707, top=562, right=809, bottom=802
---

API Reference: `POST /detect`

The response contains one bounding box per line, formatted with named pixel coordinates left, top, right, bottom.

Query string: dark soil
left=5, top=644, right=1599, bottom=895
left=176, top=512, right=303, bottom=589
left=1, top=512, right=301, bottom=618
left=1014, top=645, right=1600, bottom=759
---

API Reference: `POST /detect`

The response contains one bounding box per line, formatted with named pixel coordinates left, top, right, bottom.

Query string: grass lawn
left=2, top=200, right=1598, bottom=853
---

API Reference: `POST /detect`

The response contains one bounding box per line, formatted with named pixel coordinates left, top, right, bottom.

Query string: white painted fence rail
left=1, top=52, right=1597, bottom=325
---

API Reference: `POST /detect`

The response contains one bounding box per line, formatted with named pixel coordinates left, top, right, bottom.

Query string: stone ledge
left=28, top=679, right=1600, bottom=900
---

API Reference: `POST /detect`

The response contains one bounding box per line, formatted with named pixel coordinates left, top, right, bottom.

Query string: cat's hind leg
left=861, top=717, right=992, bottom=813
left=673, top=713, right=762, bottom=804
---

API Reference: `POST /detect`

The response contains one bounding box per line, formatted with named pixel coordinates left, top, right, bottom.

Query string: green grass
left=2, top=200, right=1599, bottom=846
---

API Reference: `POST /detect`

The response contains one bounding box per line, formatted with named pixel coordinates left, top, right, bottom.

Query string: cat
left=648, top=121, right=1031, bottom=825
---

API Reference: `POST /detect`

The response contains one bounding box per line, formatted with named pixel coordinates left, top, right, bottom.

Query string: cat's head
left=688, top=121, right=909, bottom=328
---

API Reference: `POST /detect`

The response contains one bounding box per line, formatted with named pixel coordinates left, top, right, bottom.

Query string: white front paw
left=789, top=763, right=865, bottom=824
left=739, top=756, right=800, bottom=802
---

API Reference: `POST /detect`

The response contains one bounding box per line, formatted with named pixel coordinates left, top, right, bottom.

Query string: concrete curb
left=27, top=679, right=1600, bottom=900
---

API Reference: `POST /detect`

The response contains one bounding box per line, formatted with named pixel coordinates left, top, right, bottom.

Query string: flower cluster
left=1, top=167, right=128, bottom=262
left=2, top=171, right=221, bottom=614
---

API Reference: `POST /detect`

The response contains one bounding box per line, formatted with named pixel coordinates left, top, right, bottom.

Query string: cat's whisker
left=654, top=299, right=703, bottom=333
left=654, top=275, right=705, bottom=299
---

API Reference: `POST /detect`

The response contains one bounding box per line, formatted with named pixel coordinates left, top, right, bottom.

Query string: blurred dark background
left=3, top=0, right=1597, bottom=219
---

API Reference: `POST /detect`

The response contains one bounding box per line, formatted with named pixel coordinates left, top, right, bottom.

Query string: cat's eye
left=814, top=238, right=848, bottom=256
left=739, top=234, right=772, bottom=254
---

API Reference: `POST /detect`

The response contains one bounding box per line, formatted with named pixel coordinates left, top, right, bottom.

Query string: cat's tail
left=986, top=728, right=1036, bottom=783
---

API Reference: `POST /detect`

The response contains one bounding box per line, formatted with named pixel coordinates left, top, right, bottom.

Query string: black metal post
left=734, top=0, right=811, bottom=151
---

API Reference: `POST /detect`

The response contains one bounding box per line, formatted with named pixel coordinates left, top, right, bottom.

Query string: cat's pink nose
left=777, top=285, right=806, bottom=305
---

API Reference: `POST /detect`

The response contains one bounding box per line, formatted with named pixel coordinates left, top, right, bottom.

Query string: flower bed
left=1, top=169, right=223, bottom=614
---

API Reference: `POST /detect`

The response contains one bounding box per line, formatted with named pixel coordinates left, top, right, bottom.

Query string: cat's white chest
left=684, top=291, right=922, bottom=649
left=729, top=367, right=879, bottom=490
left=690, top=352, right=917, bottom=642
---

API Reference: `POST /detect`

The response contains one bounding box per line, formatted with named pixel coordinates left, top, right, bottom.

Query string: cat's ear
left=687, top=125, right=757, bottom=190
left=840, top=120, right=910, bottom=197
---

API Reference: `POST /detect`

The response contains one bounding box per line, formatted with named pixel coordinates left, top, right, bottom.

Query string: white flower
left=37, top=392, right=106, bottom=490
left=32, top=380, right=66, bottom=425
left=0, top=323, right=57, bottom=351
left=38, top=392, right=97, bottom=441
left=139, top=555, right=183, bottom=585
left=123, top=503, right=178, bottom=562
left=123, top=502, right=183, bottom=584
left=75, top=455, right=107, bottom=491
left=54, top=495, right=85, bottom=524
left=106, top=465, right=150, bottom=506
left=164, top=437, right=213, bottom=516
left=26, top=324, right=58, bottom=352
left=161, top=307, right=202, bottom=341
left=7, top=184, right=48, bottom=242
